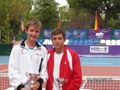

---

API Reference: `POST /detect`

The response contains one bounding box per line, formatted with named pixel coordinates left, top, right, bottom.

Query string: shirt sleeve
left=65, top=52, right=82, bottom=90
left=8, top=46, right=23, bottom=89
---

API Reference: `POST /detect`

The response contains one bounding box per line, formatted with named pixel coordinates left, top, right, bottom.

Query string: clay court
left=0, top=56, right=120, bottom=90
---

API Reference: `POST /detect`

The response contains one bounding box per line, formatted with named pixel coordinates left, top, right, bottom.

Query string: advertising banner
left=65, top=29, right=87, bottom=39
left=46, top=45, right=120, bottom=57
left=89, top=29, right=111, bottom=39
left=114, top=29, right=120, bottom=39
left=42, top=29, right=88, bottom=39
left=42, top=29, right=52, bottom=39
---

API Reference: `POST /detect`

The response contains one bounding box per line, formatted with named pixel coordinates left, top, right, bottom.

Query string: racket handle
left=30, top=80, right=34, bottom=88
left=42, top=87, right=46, bottom=90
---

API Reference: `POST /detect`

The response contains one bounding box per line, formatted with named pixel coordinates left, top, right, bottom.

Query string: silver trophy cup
left=25, top=72, right=39, bottom=88
left=57, top=78, right=68, bottom=90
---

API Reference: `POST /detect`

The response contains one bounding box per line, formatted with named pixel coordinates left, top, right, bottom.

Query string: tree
left=58, top=5, right=71, bottom=29
left=32, top=0, right=59, bottom=29
left=0, top=0, right=34, bottom=43
left=1, top=15, right=12, bottom=44
left=67, top=0, right=120, bottom=28
left=59, top=4, right=93, bottom=29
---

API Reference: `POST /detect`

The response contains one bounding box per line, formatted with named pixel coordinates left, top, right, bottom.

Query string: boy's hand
left=20, top=88, right=26, bottom=90
left=42, top=82, right=46, bottom=88
left=13, top=41, right=21, bottom=46
left=31, top=81, right=40, bottom=90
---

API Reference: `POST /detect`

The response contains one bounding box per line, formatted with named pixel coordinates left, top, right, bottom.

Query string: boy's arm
left=8, top=46, right=24, bottom=89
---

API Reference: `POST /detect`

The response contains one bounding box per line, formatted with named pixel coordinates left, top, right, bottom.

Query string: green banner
left=0, top=44, right=12, bottom=56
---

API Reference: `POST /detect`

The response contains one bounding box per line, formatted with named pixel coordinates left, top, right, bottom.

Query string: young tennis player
left=8, top=19, right=48, bottom=90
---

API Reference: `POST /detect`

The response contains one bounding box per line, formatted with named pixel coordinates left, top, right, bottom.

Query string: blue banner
left=65, top=29, right=87, bottom=39
left=42, top=29, right=88, bottom=39
left=114, top=29, right=120, bottom=39
left=42, top=29, right=52, bottom=39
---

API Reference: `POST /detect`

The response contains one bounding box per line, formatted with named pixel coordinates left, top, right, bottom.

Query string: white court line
left=0, top=69, right=8, bottom=73
left=0, top=64, right=8, bottom=73
left=80, top=80, right=87, bottom=89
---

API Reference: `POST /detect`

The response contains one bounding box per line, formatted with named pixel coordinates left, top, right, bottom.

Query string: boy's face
left=26, top=25, right=41, bottom=42
left=51, top=33, right=65, bottom=50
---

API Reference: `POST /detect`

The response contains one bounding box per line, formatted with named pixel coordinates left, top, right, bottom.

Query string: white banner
left=90, top=46, right=109, bottom=53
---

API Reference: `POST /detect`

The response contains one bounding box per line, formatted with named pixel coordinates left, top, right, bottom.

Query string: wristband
left=37, top=78, right=43, bottom=84
left=17, top=84, right=25, bottom=90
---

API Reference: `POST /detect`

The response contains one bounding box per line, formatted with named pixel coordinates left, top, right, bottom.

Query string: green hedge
left=0, top=44, right=12, bottom=56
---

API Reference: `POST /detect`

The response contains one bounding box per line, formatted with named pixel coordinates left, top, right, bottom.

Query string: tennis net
left=0, top=73, right=10, bottom=90
left=0, top=73, right=120, bottom=90
left=80, top=76, right=120, bottom=90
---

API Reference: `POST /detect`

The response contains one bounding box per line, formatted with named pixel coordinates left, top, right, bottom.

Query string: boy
left=47, top=28, right=82, bottom=90
left=8, top=19, right=48, bottom=90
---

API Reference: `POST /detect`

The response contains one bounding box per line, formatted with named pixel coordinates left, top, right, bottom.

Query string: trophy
left=25, top=72, right=39, bottom=88
left=25, top=58, right=44, bottom=89
left=57, top=78, right=68, bottom=90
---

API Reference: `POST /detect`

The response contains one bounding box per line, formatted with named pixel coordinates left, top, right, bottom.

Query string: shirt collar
left=20, top=39, right=41, bottom=48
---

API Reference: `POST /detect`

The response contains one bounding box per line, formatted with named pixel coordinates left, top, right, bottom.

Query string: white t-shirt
left=53, top=52, right=63, bottom=90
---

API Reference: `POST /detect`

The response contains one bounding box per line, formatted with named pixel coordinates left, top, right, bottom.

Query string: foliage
left=67, top=0, right=120, bottom=28
left=32, top=0, right=58, bottom=29
left=0, top=0, right=33, bottom=44
left=108, top=18, right=120, bottom=29
left=0, top=15, right=12, bottom=44
left=0, top=0, right=120, bottom=44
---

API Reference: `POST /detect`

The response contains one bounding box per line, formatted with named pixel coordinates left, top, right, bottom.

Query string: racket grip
left=42, top=87, right=46, bottom=90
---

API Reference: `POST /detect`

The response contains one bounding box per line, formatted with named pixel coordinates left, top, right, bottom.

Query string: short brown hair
left=51, top=28, right=66, bottom=39
left=26, top=19, right=42, bottom=30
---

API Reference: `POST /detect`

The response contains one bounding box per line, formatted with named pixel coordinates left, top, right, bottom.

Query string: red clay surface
left=0, top=64, right=9, bottom=90
left=0, top=64, right=8, bottom=73
left=82, top=66, right=120, bottom=76
left=81, top=66, right=120, bottom=90
left=0, top=64, right=120, bottom=90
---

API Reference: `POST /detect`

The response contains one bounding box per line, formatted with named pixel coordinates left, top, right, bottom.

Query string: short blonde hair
left=26, top=19, right=42, bottom=30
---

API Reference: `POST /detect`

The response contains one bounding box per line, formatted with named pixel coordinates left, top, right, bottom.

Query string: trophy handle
left=57, top=78, right=68, bottom=90
left=64, top=79, right=68, bottom=84
left=25, top=72, right=30, bottom=78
